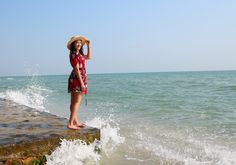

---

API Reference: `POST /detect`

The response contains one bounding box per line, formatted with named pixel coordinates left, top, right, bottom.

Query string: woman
left=67, top=35, right=91, bottom=130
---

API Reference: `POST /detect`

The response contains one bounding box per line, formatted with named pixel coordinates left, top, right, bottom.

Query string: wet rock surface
left=0, top=98, right=100, bottom=164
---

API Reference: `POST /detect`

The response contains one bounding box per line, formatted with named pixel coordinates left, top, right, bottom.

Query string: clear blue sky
left=0, top=0, right=236, bottom=76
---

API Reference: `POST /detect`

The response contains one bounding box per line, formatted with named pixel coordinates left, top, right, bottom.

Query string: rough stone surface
left=0, top=98, right=100, bottom=164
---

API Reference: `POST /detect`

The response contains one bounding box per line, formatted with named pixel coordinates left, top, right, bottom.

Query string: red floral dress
left=68, top=51, right=87, bottom=94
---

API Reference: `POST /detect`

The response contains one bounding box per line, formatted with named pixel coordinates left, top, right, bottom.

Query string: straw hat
left=67, top=35, right=87, bottom=50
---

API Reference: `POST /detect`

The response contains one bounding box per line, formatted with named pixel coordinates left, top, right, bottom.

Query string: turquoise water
left=0, top=71, right=236, bottom=164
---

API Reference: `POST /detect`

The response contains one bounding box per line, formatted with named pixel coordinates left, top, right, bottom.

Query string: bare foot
left=67, top=124, right=81, bottom=130
left=76, top=122, right=87, bottom=128
left=74, top=121, right=87, bottom=128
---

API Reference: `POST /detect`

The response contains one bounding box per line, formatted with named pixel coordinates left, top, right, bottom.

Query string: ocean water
left=0, top=71, right=236, bottom=165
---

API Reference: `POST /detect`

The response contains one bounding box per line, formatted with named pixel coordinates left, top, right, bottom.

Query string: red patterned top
left=68, top=51, right=87, bottom=94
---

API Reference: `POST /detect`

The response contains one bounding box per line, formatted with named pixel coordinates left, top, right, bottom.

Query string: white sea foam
left=46, top=115, right=125, bottom=165
left=0, top=84, right=51, bottom=112
left=86, top=116, right=125, bottom=157
left=46, top=139, right=100, bottom=165
left=0, top=93, right=4, bottom=99
left=132, top=130, right=236, bottom=165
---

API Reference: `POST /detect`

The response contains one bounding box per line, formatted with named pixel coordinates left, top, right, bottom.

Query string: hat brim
left=67, top=36, right=87, bottom=50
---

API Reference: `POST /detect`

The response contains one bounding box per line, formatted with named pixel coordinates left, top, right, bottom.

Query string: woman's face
left=74, top=40, right=83, bottom=50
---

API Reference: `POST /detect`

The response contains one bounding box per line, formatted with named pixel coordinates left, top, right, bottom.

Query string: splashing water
left=86, top=116, right=125, bottom=157
left=46, top=139, right=101, bottom=165
left=46, top=115, right=125, bottom=165
left=0, top=77, right=51, bottom=112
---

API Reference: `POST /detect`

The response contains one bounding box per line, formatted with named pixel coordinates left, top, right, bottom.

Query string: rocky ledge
left=0, top=99, right=100, bottom=165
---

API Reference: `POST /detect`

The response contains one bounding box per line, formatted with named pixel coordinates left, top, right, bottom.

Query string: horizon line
left=1, top=69, right=236, bottom=78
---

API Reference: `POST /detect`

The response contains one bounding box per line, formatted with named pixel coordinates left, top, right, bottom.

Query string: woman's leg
left=67, top=92, right=83, bottom=130
left=73, top=94, right=84, bottom=126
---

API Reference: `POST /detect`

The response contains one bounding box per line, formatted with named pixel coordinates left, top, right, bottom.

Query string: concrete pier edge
left=0, top=98, right=100, bottom=164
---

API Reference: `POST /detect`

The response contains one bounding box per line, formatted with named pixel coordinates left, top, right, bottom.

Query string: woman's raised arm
left=84, top=40, right=91, bottom=60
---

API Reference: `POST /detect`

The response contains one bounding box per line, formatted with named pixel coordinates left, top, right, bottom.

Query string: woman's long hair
left=70, top=41, right=84, bottom=55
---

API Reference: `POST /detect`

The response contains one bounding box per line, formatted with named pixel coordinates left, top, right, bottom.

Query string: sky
left=0, top=0, right=236, bottom=76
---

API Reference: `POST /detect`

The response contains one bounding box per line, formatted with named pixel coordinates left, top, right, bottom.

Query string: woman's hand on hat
left=85, top=40, right=90, bottom=45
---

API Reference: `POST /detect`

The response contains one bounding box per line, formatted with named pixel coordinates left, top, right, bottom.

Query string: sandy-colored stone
left=0, top=99, right=100, bottom=164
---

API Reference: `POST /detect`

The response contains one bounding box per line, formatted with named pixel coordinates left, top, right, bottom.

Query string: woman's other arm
left=73, top=64, right=85, bottom=89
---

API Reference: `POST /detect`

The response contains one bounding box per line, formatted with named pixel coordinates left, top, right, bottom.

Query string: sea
left=0, top=71, right=236, bottom=165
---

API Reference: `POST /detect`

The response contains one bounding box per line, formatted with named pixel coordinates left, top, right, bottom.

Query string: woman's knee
left=71, top=93, right=83, bottom=104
